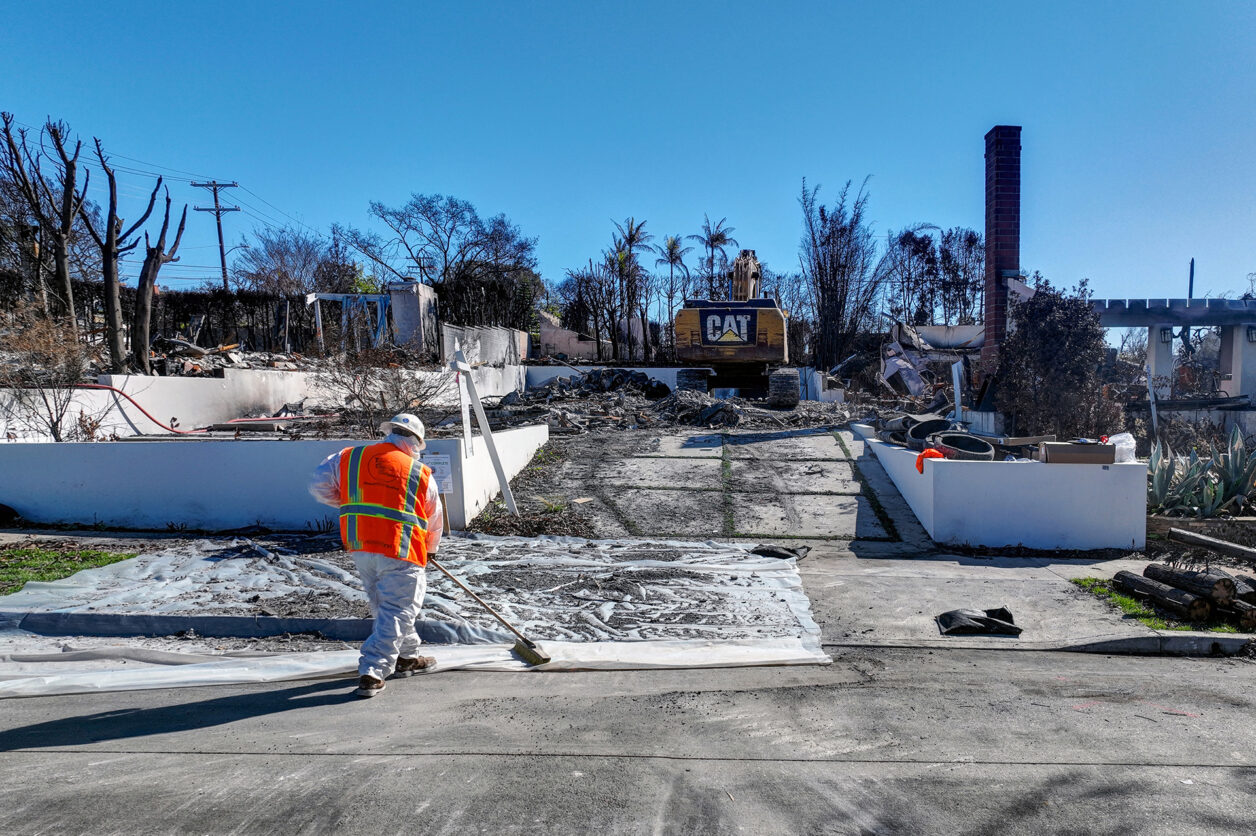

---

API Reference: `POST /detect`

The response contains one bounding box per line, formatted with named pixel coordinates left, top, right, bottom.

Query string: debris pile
left=504, top=368, right=671, bottom=404
left=495, top=384, right=851, bottom=434
left=141, top=339, right=323, bottom=377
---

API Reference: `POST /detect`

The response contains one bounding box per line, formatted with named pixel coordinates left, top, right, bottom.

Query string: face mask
left=386, top=432, right=422, bottom=457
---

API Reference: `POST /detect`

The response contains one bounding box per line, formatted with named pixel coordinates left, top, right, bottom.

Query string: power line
left=240, top=185, right=318, bottom=234
left=11, top=113, right=323, bottom=255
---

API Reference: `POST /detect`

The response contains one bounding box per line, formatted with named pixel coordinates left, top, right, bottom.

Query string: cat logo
left=705, top=313, right=753, bottom=344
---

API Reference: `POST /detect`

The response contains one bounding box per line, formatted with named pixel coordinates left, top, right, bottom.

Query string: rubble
left=494, top=382, right=851, bottom=434
left=506, top=367, right=671, bottom=403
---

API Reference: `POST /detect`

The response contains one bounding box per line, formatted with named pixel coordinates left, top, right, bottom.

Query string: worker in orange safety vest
left=310, top=413, right=443, bottom=698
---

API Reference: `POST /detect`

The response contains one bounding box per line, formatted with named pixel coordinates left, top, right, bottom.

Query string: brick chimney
left=980, top=125, right=1021, bottom=371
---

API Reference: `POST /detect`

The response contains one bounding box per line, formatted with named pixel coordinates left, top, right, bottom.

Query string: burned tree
left=994, top=275, right=1120, bottom=439
left=82, top=140, right=160, bottom=373
left=613, top=217, right=653, bottom=361
left=0, top=115, right=91, bottom=332
left=132, top=189, right=187, bottom=373
left=336, top=193, right=539, bottom=331
left=938, top=227, right=984, bottom=325
left=798, top=178, right=889, bottom=369
left=882, top=226, right=985, bottom=326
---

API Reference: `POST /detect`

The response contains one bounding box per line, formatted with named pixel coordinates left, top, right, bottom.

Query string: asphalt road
left=0, top=648, right=1251, bottom=835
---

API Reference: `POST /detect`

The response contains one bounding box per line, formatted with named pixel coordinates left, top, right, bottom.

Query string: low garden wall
left=852, top=424, right=1146, bottom=550
left=0, top=425, right=548, bottom=532
left=0, top=365, right=526, bottom=441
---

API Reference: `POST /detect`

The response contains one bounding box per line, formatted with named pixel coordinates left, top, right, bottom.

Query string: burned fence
left=66, top=281, right=361, bottom=356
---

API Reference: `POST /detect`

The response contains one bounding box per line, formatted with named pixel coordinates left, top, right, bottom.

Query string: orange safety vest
left=337, top=442, right=432, bottom=565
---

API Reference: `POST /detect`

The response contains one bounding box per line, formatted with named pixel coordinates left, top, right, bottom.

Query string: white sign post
left=454, top=340, right=475, bottom=458
left=451, top=348, right=518, bottom=516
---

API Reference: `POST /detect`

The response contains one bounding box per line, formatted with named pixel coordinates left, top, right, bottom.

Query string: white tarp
left=0, top=637, right=826, bottom=699
left=0, top=535, right=829, bottom=697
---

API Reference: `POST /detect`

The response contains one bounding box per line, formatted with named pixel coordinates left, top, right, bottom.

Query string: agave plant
left=1148, top=443, right=1219, bottom=516
left=1210, top=426, right=1256, bottom=511
left=1148, top=428, right=1256, bottom=517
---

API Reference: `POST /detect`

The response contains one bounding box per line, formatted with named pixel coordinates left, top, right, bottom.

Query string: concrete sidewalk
left=797, top=547, right=1251, bottom=656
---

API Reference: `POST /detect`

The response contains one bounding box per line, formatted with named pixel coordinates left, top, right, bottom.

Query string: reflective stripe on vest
left=338, top=443, right=430, bottom=562
left=396, top=459, right=427, bottom=560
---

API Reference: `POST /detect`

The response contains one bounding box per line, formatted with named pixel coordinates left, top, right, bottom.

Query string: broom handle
left=427, top=556, right=531, bottom=644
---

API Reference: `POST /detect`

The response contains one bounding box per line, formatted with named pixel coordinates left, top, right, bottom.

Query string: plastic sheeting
left=0, top=637, right=828, bottom=698
left=0, top=535, right=830, bottom=697
left=0, top=536, right=822, bottom=646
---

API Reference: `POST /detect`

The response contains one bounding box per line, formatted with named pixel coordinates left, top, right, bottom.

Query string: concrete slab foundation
left=637, top=432, right=724, bottom=458
left=734, top=494, right=886, bottom=539
left=728, top=459, right=859, bottom=494
left=593, top=457, right=724, bottom=490
left=725, top=431, right=847, bottom=461
left=608, top=489, right=726, bottom=537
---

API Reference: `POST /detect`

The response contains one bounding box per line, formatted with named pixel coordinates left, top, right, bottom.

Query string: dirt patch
left=245, top=588, right=370, bottom=619
left=466, top=438, right=600, bottom=537
left=1145, top=518, right=1256, bottom=575
left=947, top=543, right=1141, bottom=562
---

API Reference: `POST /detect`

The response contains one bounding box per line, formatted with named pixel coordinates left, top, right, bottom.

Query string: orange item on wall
left=916, top=448, right=945, bottom=474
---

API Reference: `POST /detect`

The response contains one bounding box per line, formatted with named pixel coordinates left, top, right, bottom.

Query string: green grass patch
left=0, top=545, right=137, bottom=595
left=1070, top=577, right=1239, bottom=633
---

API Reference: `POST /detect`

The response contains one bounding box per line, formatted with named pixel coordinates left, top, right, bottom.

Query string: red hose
left=72, top=383, right=207, bottom=435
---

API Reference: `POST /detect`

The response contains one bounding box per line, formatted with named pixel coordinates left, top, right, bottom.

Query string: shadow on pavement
left=0, top=678, right=355, bottom=751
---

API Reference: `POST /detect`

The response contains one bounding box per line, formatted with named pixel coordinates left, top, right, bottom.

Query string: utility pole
left=192, top=181, right=239, bottom=291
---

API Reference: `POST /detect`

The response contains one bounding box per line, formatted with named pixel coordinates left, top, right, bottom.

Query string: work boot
left=354, top=675, right=386, bottom=698
left=392, top=656, right=437, bottom=678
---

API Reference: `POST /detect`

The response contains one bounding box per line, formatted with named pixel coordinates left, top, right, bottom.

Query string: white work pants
left=353, top=552, right=427, bottom=680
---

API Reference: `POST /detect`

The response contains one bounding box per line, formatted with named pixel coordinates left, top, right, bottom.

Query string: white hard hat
left=380, top=413, right=426, bottom=443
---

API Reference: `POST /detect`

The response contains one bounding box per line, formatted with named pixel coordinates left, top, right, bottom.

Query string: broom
left=427, top=556, right=551, bottom=666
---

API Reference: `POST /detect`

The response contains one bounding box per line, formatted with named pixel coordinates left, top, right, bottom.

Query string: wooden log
left=1168, top=528, right=1256, bottom=565
left=1218, top=600, right=1256, bottom=632
left=1113, top=571, right=1212, bottom=621
left=1143, top=564, right=1237, bottom=606
left=1234, top=575, right=1256, bottom=605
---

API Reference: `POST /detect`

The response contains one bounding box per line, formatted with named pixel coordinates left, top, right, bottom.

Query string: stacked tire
left=767, top=367, right=800, bottom=408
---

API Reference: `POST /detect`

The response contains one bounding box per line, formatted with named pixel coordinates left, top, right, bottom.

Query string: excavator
left=673, top=249, right=799, bottom=407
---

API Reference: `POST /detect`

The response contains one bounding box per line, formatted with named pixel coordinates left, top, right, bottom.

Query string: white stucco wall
left=450, top=424, right=550, bottom=529
left=1, top=365, right=526, bottom=441
left=801, top=369, right=846, bottom=403
left=0, top=425, right=548, bottom=532
left=853, top=424, right=1146, bottom=550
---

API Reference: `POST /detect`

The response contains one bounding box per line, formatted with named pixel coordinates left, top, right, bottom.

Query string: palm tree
left=688, top=215, right=738, bottom=299
left=612, top=217, right=653, bottom=360
left=654, top=235, right=693, bottom=357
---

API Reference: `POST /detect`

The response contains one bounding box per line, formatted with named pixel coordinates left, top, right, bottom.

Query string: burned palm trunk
left=1222, top=599, right=1256, bottom=632
left=1142, top=564, right=1237, bottom=607
left=1113, top=570, right=1211, bottom=622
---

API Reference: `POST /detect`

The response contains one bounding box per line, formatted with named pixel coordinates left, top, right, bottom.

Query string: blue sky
left=2, top=1, right=1252, bottom=298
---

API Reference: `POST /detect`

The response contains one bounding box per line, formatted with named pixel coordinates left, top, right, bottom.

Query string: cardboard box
left=1038, top=441, right=1116, bottom=464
